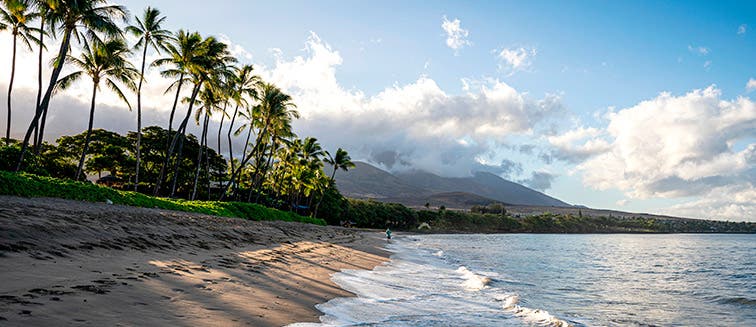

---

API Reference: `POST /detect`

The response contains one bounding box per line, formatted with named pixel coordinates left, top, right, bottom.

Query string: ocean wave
left=499, top=294, right=573, bottom=327
left=456, top=266, right=491, bottom=291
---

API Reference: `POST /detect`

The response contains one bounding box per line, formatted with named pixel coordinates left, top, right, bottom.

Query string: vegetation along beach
left=1, top=0, right=754, bottom=326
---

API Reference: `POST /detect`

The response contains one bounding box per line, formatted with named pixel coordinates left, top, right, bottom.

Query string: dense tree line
left=0, top=0, right=355, bottom=217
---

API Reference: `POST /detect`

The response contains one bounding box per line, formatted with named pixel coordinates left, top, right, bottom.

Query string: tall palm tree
left=1, top=0, right=40, bottom=145
left=125, top=6, right=171, bottom=191
left=151, top=30, right=203, bottom=195
left=313, top=147, right=354, bottom=217
left=15, top=0, right=128, bottom=171
left=153, top=30, right=198, bottom=139
left=161, top=35, right=235, bottom=197
left=248, top=83, right=298, bottom=197
left=225, top=103, right=260, bottom=198
left=224, top=64, right=259, bottom=187
left=54, top=38, right=137, bottom=180
left=190, top=84, right=223, bottom=200
left=220, top=84, right=298, bottom=201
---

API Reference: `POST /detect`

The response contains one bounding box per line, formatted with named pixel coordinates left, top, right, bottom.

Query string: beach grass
left=0, top=171, right=326, bottom=225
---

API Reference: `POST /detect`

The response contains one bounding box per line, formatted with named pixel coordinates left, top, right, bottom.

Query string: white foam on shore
left=499, top=294, right=573, bottom=327
left=457, top=266, right=491, bottom=291
left=288, top=237, right=572, bottom=327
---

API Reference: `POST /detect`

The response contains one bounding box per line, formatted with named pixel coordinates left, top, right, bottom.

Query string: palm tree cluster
left=1, top=0, right=354, bottom=216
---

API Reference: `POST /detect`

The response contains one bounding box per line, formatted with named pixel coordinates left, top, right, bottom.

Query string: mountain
left=334, top=161, right=570, bottom=208
left=330, top=162, right=426, bottom=199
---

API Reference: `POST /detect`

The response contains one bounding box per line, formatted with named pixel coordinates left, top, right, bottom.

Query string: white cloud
left=703, top=60, right=712, bottom=70
left=747, top=78, right=756, bottom=92
left=616, top=199, right=628, bottom=206
left=220, top=34, right=253, bottom=61
left=545, top=126, right=611, bottom=163
left=441, top=16, right=471, bottom=54
left=575, top=86, right=755, bottom=220
left=662, top=184, right=755, bottom=221
left=688, top=45, right=709, bottom=55
left=738, top=24, right=747, bottom=35
left=496, top=47, right=537, bottom=74
left=262, top=32, right=562, bottom=176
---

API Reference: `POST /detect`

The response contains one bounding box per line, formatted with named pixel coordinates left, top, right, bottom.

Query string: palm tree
left=125, top=6, right=171, bottom=191
left=151, top=30, right=203, bottom=195
left=325, top=148, right=355, bottom=181
left=313, top=147, right=354, bottom=217
left=190, top=83, right=224, bottom=200
left=224, top=64, right=259, bottom=187
left=54, top=38, right=137, bottom=180
left=220, top=84, right=298, bottom=201
left=162, top=35, right=235, bottom=197
left=248, top=83, right=298, bottom=197
left=225, top=103, right=257, bottom=198
left=15, top=0, right=128, bottom=171
left=1, top=0, right=40, bottom=145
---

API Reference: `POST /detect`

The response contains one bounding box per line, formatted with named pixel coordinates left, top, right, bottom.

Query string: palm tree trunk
left=6, top=32, right=18, bottom=146
left=219, top=125, right=254, bottom=201
left=135, top=43, right=148, bottom=192
left=33, top=17, right=45, bottom=153
left=216, top=102, right=227, bottom=155
left=253, top=139, right=277, bottom=202
left=153, top=81, right=197, bottom=196
left=169, top=83, right=202, bottom=198
left=224, top=103, right=240, bottom=191
left=247, top=118, right=271, bottom=198
left=191, top=110, right=209, bottom=200
left=168, top=135, right=185, bottom=197
left=204, top=113, right=212, bottom=199
left=15, top=27, right=72, bottom=171
left=75, top=84, right=98, bottom=180
left=166, top=73, right=185, bottom=146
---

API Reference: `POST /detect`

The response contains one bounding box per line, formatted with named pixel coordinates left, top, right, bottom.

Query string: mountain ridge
left=334, top=161, right=570, bottom=208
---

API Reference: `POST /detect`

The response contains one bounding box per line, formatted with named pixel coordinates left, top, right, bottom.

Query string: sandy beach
left=0, top=196, right=390, bottom=326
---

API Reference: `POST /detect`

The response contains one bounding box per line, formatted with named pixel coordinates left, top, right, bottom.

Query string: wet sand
left=0, top=196, right=389, bottom=326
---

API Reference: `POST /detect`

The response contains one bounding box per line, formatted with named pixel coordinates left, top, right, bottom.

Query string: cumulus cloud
left=441, top=16, right=471, bottom=54
left=545, top=126, right=611, bottom=163
left=261, top=32, right=562, bottom=177
left=747, top=78, right=756, bottom=92
left=662, top=184, right=755, bottom=221
left=738, top=24, right=747, bottom=35
left=496, top=47, right=536, bottom=74
left=574, top=86, right=755, bottom=220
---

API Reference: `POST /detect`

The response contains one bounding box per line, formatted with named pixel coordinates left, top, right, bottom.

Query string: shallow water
left=291, top=234, right=755, bottom=326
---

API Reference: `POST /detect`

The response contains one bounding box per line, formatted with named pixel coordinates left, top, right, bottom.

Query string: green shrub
left=0, top=171, right=325, bottom=225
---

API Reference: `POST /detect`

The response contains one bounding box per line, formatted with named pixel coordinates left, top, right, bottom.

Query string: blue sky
left=1, top=1, right=754, bottom=220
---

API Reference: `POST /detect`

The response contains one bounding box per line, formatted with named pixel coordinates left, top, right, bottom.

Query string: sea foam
left=457, top=266, right=491, bottom=291
left=499, top=294, right=573, bottom=327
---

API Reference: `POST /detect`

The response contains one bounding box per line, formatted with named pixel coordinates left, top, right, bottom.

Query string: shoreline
left=0, top=196, right=390, bottom=326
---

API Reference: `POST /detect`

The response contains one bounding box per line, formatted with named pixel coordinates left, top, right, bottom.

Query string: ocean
left=290, top=234, right=755, bottom=326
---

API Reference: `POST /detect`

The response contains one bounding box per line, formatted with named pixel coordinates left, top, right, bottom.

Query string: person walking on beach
left=386, top=228, right=392, bottom=241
